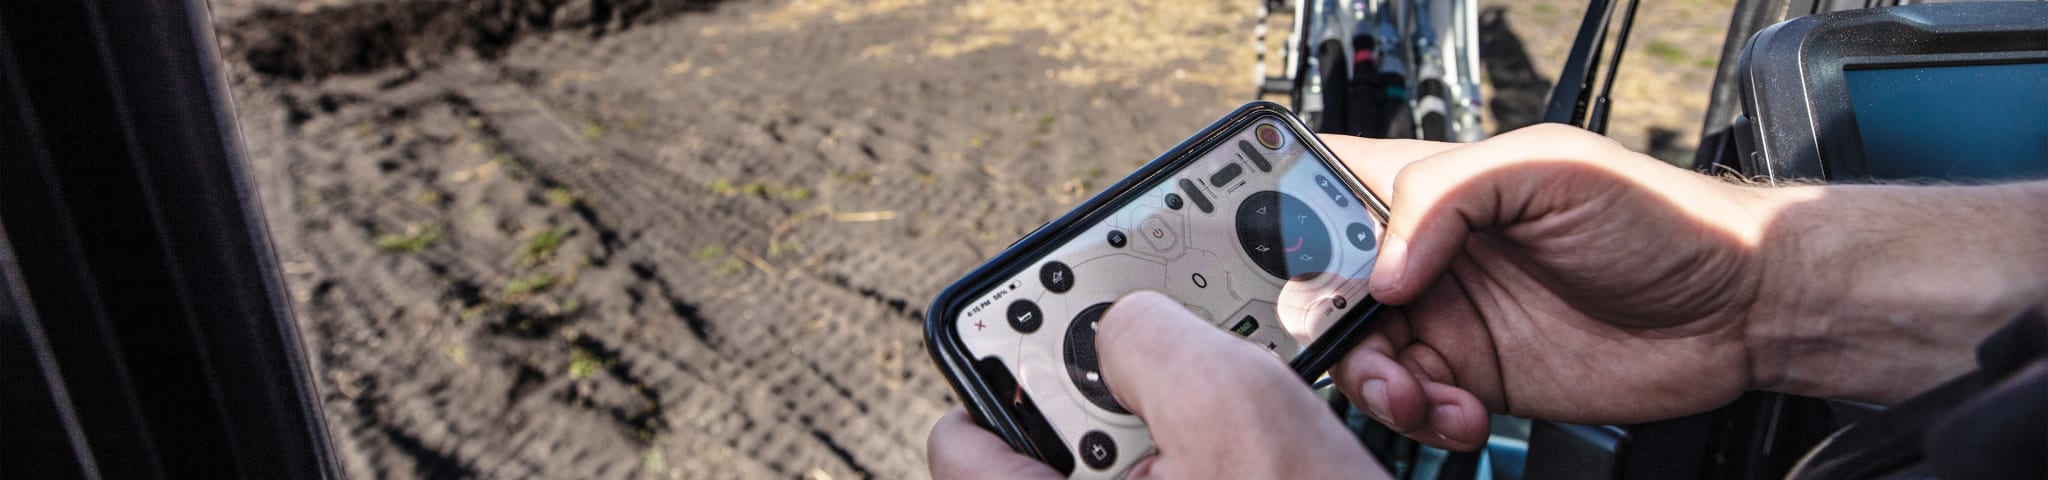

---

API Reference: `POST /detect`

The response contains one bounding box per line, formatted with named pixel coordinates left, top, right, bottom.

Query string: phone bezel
left=922, top=101, right=1392, bottom=465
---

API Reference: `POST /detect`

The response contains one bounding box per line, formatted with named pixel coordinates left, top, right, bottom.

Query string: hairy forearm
left=1744, top=179, right=2048, bottom=404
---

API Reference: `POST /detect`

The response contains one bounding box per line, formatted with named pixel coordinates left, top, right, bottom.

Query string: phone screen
left=950, top=116, right=1385, bottom=477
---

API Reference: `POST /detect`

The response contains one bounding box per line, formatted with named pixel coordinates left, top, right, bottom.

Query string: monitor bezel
left=1734, top=3, right=2048, bottom=182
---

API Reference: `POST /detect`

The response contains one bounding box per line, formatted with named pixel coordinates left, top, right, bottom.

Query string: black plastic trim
left=0, top=0, right=340, bottom=477
left=1735, top=2, right=2048, bottom=182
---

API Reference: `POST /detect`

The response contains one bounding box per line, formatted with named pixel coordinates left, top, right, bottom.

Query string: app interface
left=954, top=119, right=1384, bottom=478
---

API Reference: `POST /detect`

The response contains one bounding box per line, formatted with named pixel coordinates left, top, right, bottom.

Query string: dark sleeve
left=1785, top=305, right=2047, bottom=480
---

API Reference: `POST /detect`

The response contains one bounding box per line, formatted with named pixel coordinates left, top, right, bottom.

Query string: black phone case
left=923, top=101, right=1391, bottom=465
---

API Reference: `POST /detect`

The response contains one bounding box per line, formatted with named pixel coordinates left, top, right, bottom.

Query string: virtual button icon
left=1078, top=431, right=1118, bottom=470
left=1040, top=261, right=1075, bottom=293
left=1315, top=175, right=1351, bottom=208
left=1140, top=216, right=1177, bottom=251
left=1346, top=222, right=1376, bottom=251
left=1007, top=299, right=1043, bottom=333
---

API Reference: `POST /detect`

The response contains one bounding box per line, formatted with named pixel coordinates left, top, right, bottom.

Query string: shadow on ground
left=1477, top=7, right=1551, bottom=133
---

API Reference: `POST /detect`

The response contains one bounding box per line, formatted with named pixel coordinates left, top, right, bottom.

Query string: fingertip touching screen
left=952, top=117, right=1384, bottom=478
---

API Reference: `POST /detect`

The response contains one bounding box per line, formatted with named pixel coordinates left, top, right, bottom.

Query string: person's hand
left=928, top=291, right=1387, bottom=479
left=1313, top=124, right=1786, bottom=450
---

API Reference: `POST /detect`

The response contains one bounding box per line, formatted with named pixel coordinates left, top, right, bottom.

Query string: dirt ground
left=209, top=0, right=1732, bottom=478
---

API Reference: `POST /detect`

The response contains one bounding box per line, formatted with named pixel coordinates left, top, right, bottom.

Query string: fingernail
left=1369, top=234, right=1407, bottom=298
left=1432, top=405, right=1464, bottom=443
left=1362, top=380, right=1389, bottom=423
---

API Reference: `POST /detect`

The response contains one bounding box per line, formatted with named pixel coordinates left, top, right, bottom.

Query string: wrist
left=1742, top=181, right=2048, bottom=403
left=1729, top=183, right=1824, bottom=397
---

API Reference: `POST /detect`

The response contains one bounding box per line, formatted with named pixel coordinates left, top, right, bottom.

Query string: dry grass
left=730, top=0, right=1254, bottom=108
left=1480, top=0, right=1737, bottom=162
left=941, top=0, right=1252, bottom=105
left=723, top=0, right=1734, bottom=157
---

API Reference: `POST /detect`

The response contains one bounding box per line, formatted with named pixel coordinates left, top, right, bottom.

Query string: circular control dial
left=1235, top=191, right=1333, bottom=280
left=1063, top=302, right=1128, bottom=414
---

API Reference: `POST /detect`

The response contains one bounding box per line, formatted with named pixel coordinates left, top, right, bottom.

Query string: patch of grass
left=1645, top=40, right=1686, bottom=64
left=518, top=228, right=569, bottom=267
left=741, top=182, right=770, bottom=197
left=412, top=191, right=443, bottom=206
left=1036, top=112, right=1056, bottom=133
left=505, top=272, right=558, bottom=296
left=562, top=297, right=581, bottom=312
left=545, top=187, right=581, bottom=207
left=709, top=179, right=736, bottom=196
left=714, top=258, right=746, bottom=276
left=465, top=116, right=484, bottom=129
left=641, top=448, right=667, bottom=472
left=374, top=224, right=443, bottom=253
left=695, top=244, right=726, bottom=261
left=568, top=346, right=611, bottom=378
left=444, top=343, right=468, bottom=366
left=833, top=169, right=873, bottom=183
left=778, top=186, right=812, bottom=202
left=768, top=240, right=802, bottom=258
left=582, top=121, right=606, bottom=139
left=459, top=305, right=489, bottom=323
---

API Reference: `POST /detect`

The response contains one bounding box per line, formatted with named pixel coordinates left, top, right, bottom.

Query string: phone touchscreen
left=952, top=116, right=1385, bottom=478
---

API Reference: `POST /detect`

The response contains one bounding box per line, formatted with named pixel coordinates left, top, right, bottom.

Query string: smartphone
left=924, top=102, right=1389, bottom=478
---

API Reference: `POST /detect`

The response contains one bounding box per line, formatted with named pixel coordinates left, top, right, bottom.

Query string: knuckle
left=1397, top=344, right=1457, bottom=386
left=1390, top=162, right=1437, bottom=200
left=1536, top=123, right=1621, bottom=153
left=1517, top=122, right=1583, bottom=139
left=1099, top=291, right=1170, bottom=345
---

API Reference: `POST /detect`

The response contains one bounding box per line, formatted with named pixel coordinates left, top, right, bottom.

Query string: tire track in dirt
left=224, top=0, right=1250, bottom=478
left=414, top=62, right=1004, bottom=478
left=287, top=63, right=941, bottom=478
left=253, top=70, right=704, bottom=478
